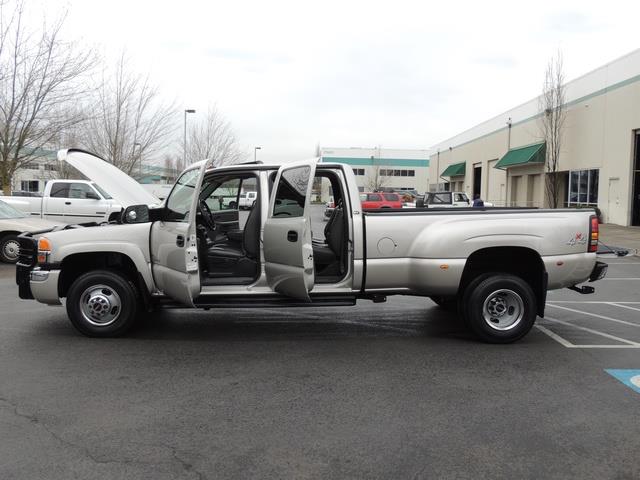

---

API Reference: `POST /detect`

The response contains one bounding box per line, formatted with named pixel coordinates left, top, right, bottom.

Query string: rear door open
left=263, top=159, right=317, bottom=301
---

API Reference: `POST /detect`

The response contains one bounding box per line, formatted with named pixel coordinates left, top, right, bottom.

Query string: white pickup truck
left=16, top=149, right=607, bottom=343
left=1, top=179, right=158, bottom=224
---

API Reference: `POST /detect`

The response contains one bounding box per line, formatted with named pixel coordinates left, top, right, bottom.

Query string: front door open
left=150, top=161, right=208, bottom=305
left=263, top=159, right=317, bottom=301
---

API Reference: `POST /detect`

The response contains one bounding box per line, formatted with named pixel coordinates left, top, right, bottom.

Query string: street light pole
left=254, top=146, right=261, bottom=162
left=183, top=109, right=196, bottom=167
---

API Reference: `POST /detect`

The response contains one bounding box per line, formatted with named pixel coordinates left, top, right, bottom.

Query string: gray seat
left=313, top=202, right=344, bottom=269
left=206, top=200, right=260, bottom=275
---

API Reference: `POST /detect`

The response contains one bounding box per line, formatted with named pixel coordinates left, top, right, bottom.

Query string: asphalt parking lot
left=1, top=252, right=639, bottom=479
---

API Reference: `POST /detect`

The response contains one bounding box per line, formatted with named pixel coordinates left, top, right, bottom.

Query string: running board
left=193, top=294, right=357, bottom=309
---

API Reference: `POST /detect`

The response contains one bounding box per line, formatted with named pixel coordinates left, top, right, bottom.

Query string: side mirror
left=86, top=191, right=100, bottom=200
left=122, top=204, right=150, bottom=223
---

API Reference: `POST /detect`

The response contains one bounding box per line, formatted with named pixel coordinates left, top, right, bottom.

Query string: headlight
left=37, top=237, right=52, bottom=263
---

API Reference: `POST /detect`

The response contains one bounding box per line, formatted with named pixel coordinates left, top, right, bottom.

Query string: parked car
left=0, top=177, right=158, bottom=224
left=415, top=191, right=471, bottom=208
left=0, top=199, right=60, bottom=263
left=360, top=192, right=403, bottom=209
left=239, top=191, right=258, bottom=209
left=16, top=149, right=606, bottom=344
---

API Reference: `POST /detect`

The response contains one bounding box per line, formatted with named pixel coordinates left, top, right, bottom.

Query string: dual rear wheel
left=433, top=273, right=537, bottom=344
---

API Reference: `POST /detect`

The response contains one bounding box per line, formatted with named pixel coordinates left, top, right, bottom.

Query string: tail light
left=588, top=215, right=598, bottom=252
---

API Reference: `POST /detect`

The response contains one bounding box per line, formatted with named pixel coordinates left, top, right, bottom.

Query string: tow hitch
left=568, top=285, right=595, bottom=295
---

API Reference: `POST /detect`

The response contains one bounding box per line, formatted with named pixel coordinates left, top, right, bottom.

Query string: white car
left=0, top=200, right=60, bottom=263
left=238, top=191, right=258, bottom=210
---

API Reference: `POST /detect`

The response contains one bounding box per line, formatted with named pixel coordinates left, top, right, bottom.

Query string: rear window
left=428, top=192, right=452, bottom=204
left=383, top=193, right=399, bottom=201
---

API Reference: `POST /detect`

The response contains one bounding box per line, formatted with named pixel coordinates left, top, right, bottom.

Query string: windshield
left=0, top=200, right=27, bottom=219
left=92, top=183, right=112, bottom=199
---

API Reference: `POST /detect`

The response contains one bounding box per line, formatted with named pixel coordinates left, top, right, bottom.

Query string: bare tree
left=365, top=165, right=388, bottom=191
left=83, top=53, right=177, bottom=177
left=539, top=52, right=566, bottom=208
left=0, top=0, right=97, bottom=193
left=186, top=105, right=246, bottom=166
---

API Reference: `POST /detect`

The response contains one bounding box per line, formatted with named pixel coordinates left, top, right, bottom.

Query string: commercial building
left=320, top=147, right=431, bottom=196
left=429, top=49, right=640, bottom=226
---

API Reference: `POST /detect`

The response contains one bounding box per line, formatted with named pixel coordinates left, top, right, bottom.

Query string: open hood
left=58, top=149, right=162, bottom=208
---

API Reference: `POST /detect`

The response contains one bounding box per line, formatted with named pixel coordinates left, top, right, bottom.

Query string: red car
left=359, top=192, right=403, bottom=209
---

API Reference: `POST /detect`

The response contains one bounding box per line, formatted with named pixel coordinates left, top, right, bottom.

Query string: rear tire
left=462, top=273, right=537, bottom=344
left=66, top=269, right=139, bottom=337
left=0, top=234, right=20, bottom=263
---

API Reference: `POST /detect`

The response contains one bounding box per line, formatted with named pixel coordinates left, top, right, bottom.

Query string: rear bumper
left=589, top=261, right=608, bottom=282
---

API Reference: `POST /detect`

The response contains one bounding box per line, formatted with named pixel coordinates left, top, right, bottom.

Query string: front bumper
left=589, top=261, right=608, bottom=282
left=15, top=232, right=61, bottom=304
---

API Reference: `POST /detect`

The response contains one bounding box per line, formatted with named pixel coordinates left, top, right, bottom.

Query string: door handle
left=176, top=235, right=185, bottom=247
left=287, top=231, right=298, bottom=242
left=65, top=201, right=71, bottom=205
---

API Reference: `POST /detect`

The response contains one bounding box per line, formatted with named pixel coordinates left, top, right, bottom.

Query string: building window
left=44, top=164, right=57, bottom=171
left=408, top=170, right=415, bottom=177
left=567, top=169, right=599, bottom=206
left=23, top=163, right=40, bottom=170
left=20, top=180, right=39, bottom=192
left=352, top=168, right=365, bottom=176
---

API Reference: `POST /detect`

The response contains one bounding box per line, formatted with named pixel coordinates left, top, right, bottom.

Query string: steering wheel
left=199, top=200, right=217, bottom=230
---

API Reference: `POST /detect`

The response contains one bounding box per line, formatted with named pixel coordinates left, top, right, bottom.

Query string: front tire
left=462, top=274, right=537, bottom=343
left=0, top=234, right=20, bottom=263
left=66, top=270, right=139, bottom=337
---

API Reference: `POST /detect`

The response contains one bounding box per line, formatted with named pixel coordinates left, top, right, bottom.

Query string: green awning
left=441, top=162, right=466, bottom=177
left=495, top=142, right=545, bottom=169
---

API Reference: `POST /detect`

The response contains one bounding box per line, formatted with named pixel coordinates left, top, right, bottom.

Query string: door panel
left=150, top=163, right=207, bottom=305
left=264, top=160, right=316, bottom=301
left=43, top=182, right=69, bottom=222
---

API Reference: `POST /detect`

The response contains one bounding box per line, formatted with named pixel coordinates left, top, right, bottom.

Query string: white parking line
left=547, top=304, right=640, bottom=328
left=535, top=325, right=574, bottom=347
left=609, top=303, right=640, bottom=313
left=536, top=318, right=640, bottom=349
left=543, top=316, right=640, bottom=345
left=600, top=278, right=640, bottom=280
left=548, top=301, right=640, bottom=304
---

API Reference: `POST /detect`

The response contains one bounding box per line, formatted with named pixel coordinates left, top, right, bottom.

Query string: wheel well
left=0, top=231, right=20, bottom=240
left=459, top=247, right=548, bottom=316
left=58, top=252, right=140, bottom=297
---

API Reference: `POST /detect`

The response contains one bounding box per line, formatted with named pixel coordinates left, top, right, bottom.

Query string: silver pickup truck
left=16, top=149, right=607, bottom=343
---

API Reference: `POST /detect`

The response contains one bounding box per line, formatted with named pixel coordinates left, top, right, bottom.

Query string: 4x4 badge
left=566, top=233, right=587, bottom=246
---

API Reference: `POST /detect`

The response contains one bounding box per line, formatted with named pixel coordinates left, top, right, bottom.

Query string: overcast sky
left=40, top=0, right=640, bottom=162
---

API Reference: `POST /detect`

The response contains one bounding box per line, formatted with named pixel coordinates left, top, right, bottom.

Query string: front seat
left=205, top=199, right=260, bottom=277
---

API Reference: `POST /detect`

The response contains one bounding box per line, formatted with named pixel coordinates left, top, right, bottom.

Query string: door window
left=50, top=183, right=70, bottom=198
left=202, top=178, right=241, bottom=211
left=368, top=194, right=382, bottom=201
left=68, top=183, right=98, bottom=199
left=165, top=169, right=200, bottom=222
left=429, top=192, right=452, bottom=204
left=272, top=166, right=310, bottom=217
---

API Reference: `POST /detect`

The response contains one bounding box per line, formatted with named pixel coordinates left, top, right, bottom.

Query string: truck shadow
left=126, top=305, right=475, bottom=343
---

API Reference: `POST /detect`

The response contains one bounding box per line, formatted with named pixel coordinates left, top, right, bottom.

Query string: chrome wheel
left=2, top=238, right=19, bottom=262
left=79, top=284, right=122, bottom=326
left=482, top=289, right=524, bottom=331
